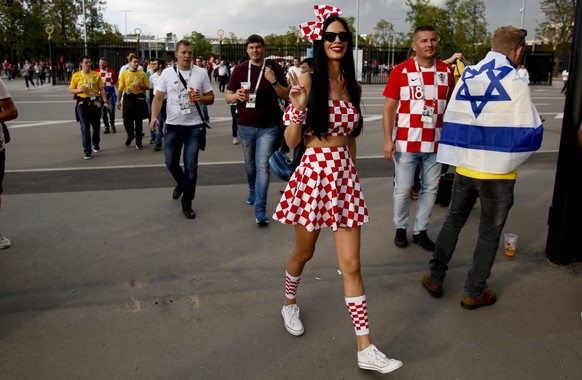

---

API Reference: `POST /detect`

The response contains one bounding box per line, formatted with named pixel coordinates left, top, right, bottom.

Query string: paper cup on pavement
left=504, top=233, right=518, bottom=257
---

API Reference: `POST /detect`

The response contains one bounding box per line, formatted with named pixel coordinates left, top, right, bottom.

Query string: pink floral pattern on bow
left=299, top=5, right=342, bottom=41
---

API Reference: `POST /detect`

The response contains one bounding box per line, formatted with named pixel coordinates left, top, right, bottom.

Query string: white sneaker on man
left=281, top=304, right=304, bottom=336
left=233, top=137, right=240, bottom=145
left=357, top=344, right=402, bottom=373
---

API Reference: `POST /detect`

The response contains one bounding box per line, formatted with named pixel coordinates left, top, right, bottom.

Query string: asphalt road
left=3, top=77, right=567, bottom=193
left=1, top=77, right=581, bottom=380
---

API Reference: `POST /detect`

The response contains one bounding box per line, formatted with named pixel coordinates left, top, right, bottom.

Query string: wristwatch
left=270, top=79, right=278, bottom=86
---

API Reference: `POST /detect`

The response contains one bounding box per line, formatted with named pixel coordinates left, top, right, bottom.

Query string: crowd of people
left=1, top=3, right=552, bottom=374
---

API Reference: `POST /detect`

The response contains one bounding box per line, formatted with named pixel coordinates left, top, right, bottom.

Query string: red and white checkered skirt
left=272, top=146, right=369, bottom=232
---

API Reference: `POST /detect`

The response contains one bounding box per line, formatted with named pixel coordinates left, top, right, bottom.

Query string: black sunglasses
left=322, top=31, right=351, bottom=43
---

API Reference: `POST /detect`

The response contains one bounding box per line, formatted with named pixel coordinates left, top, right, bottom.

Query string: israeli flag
left=437, top=51, right=543, bottom=174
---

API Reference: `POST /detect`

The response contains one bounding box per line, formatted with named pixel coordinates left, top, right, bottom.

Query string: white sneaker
left=0, top=235, right=11, bottom=249
left=357, top=344, right=402, bottom=373
left=281, top=304, right=304, bottom=336
left=233, top=137, right=240, bottom=145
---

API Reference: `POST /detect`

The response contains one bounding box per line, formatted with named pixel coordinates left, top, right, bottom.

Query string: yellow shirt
left=69, top=70, right=104, bottom=99
left=456, top=166, right=517, bottom=180
left=118, top=69, right=148, bottom=95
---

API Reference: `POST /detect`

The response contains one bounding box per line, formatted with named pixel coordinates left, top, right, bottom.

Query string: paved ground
left=0, top=78, right=580, bottom=379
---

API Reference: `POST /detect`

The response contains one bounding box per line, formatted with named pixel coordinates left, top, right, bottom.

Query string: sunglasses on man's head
left=322, top=31, right=351, bottom=43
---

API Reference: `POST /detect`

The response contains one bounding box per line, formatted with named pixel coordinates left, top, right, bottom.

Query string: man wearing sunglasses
left=382, top=25, right=455, bottom=251
left=422, top=26, right=542, bottom=309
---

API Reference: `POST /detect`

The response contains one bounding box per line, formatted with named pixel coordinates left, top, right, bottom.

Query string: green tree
left=45, top=0, right=81, bottom=43
left=404, top=0, right=489, bottom=62
left=537, top=0, right=575, bottom=73
left=372, top=19, right=395, bottom=47
left=183, top=31, right=214, bottom=59
left=450, top=0, right=489, bottom=62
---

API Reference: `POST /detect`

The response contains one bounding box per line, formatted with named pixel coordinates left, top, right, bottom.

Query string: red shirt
left=383, top=58, right=454, bottom=153
left=227, top=60, right=287, bottom=128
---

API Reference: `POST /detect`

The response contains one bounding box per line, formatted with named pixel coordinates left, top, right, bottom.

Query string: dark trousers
left=219, top=75, right=228, bottom=92
left=230, top=104, right=238, bottom=137
left=101, top=94, right=116, bottom=128
left=122, top=97, right=147, bottom=144
left=429, top=173, right=515, bottom=298
left=76, top=104, right=101, bottom=156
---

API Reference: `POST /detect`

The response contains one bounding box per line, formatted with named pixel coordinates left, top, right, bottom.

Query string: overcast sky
left=103, top=0, right=544, bottom=41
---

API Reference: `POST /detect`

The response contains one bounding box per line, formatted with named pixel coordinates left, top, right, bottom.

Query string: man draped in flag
left=421, top=26, right=543, bottom=310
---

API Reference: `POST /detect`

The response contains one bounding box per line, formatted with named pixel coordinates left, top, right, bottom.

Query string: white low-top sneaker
left=281, top=304, right=304, bottom=336
left=357, top=344, right=403, bottom=373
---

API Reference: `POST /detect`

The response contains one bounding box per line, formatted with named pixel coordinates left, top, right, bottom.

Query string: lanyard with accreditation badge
left=82, top=72, right=96, bottom=101
left=413, top=57, right=438, bottom=124
left=246, top=60, right=265, bottom=108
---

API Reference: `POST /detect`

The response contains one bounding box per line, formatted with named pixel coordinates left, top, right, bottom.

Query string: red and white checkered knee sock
left=345, top=295, right=370, bottom=336
left=285, top=271, right=301, bottom=299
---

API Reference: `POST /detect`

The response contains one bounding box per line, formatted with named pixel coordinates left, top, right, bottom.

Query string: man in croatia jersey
left=382, top=25, right=454, bottom=251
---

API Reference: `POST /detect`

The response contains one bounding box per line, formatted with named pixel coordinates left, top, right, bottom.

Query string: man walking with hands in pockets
left=150, top=40, right=214, bottom=219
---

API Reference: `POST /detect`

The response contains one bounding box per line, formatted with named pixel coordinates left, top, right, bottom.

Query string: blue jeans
left=164, top=124, right=203, bottom=209
left=155, top=100, right=166, bottom=148
left=101, top=93, right=116, bottom=128
left=76, top=104, right=101, bottom=156
left=428, top=174, right=515, bottom=298
left=238, top=124, right=278, bottom=216
left=393, top=152, right=441, bottom=234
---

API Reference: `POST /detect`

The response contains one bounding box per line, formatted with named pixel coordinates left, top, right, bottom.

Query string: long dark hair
left=308, top=16, right=363, bottom=139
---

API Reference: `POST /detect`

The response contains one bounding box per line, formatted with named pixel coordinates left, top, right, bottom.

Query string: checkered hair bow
left=299, top=5, right=342, bottom=41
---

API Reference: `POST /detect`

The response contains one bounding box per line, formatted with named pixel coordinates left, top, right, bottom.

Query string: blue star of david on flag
left=455, top=60, right=513, bottom=118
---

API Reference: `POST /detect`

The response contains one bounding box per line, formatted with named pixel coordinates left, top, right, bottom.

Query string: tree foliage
left=183, top=31, right=214, bottom=60
left=372, top=19, right=395, bottom=47
left=404, top=0, right=489, bottom=63
left=536, top=0, right=575, bottom=71
left=0, top=0, right=123, bottom=62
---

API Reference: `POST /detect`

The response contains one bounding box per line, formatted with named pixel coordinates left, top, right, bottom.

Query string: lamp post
left=134, top=28, right=142, bottom=61
left=45, top=26, right=55, bottom=85
left=217, top=29, right=224, bottom=60
left=520, top=0, right=526, bottom=29
left=81, top=0, right=87, bottom=55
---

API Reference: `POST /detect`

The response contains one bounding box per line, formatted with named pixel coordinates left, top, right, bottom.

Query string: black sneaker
left=394, top=228, right=408, bottom=248
left=412, top=231, right=436, bottom=252
left=124, top=138, right=132, bottom=147
left=172, top=186, right=182, bottom=200
left=182, top=208, right=196, bottom=219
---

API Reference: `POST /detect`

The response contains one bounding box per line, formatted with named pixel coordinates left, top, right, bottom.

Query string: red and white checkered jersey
left=383, top=58, right=454, bottom=153
left=95, top=68, right=117, bottom=88
left=283, top=99, right=360, bottom=136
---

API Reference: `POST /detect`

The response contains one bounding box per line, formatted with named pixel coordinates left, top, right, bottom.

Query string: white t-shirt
left=562, top=70, right=569, bottom=81
left=286, top=66, right=302, bottom=80
left=0, top=78, right=11, bottom=150
left=156, top=65, right=212, bottom=125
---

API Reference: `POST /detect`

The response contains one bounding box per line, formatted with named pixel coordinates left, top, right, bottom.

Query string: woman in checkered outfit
left=273, top=7, right=402, bottom=374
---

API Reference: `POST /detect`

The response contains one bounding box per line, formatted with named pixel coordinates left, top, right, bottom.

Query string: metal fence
left=47, top=42, right=420, bottom=85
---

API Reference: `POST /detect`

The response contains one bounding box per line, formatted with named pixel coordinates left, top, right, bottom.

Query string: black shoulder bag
left=0, top=106, right=10, bottom=143
left=175, top=68, right=211, bottom=151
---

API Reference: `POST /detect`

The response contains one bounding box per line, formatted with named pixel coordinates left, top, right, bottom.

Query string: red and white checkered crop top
left=283, top=99, right=360, bottom=137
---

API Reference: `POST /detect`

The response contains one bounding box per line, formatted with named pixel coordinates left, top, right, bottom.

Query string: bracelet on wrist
left=289, top=104, right=307, bottom=124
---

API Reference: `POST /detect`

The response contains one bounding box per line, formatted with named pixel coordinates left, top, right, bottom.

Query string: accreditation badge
left=421, top=104, right=434, bottom=124
left=179, top=91, right=191, bottom=114
left=246, top=93, right=257, bottom=108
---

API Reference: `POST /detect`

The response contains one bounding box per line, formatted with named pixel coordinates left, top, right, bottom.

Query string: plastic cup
left=504, top=233, right=518, bottom=257
left=188, top=87, right=197, bottom=102
left=241, top=81, right=251, bottom=100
